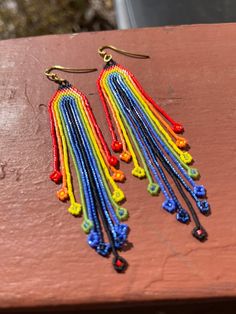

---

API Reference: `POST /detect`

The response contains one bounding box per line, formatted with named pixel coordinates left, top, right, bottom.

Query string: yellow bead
left=180, top=152, right=193, bottom=164
left=132, top=166, right=146, bottom=178
left=112, top=188, right=125, bottom=203
left=68, top=202, right=82, bottom=216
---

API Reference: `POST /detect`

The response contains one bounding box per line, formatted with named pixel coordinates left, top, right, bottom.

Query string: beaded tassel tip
left=46, top=66, right=129, bottom=272
left=97, top=46, right=210, bottom=241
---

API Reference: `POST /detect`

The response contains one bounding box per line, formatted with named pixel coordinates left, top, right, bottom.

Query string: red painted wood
left=0, top=23, right=236, bottom=310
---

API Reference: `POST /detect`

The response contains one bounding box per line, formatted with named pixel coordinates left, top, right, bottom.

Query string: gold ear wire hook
left=45, top=65, right=97, bottom=84
left=98, top=45, right=150, bottom=63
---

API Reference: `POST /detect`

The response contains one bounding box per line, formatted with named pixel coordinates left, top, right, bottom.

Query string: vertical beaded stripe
left=97, top=60, right=210, bottom=241
left=48, top=81, right=128, bottom=272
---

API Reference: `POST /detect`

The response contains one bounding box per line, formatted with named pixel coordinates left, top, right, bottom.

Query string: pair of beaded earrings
left=45, top=45, right=210, bottom=273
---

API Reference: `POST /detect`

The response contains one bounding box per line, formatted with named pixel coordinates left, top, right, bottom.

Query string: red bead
left=108, top=155, right=119, bottom=167
left=50, top=170, right=62, bottom=184
left=197, top=229, right=203, bottom=235
left=172, top=123, right=184, bottom=134
left=111, top=141, right=123, bottom=153
left=116, top=259, right=123, bottom=267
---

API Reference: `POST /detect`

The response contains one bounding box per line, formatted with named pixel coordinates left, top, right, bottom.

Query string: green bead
left=81, top=219, right=93, bottom=234
left=147, top=183, right=160, bottom=196
left=116, top=207, right=129, bottom=221
left=188, top=168, right=200, bottom=179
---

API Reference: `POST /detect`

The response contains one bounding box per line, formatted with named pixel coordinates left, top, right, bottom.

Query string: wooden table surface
left=0, top=23, right=236, bottom=311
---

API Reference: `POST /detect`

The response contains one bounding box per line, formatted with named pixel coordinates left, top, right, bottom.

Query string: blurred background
left=1, top=0, right=236, bottom=40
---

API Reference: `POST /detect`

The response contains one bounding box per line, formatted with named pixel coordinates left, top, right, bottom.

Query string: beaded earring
left=45, top=66, right=129, bottom=272
left=97, top=45, right=210, bottom=241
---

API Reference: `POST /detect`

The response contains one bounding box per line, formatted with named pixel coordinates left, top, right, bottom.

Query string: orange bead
left=112, top=170, right=125, bottom=182
left=176, top=138, right=187, bottom=148
left=120, top=151, right=132, bottom=163
left=57, top=188, right=69, bottom=201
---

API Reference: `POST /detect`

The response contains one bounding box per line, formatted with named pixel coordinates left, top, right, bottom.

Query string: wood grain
left=0, top=23, right=236, bottom=310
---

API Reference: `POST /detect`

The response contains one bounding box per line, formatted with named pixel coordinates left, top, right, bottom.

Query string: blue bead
left=114, top=224, right=128, bottom=248
left=162, top=199, right=176, bottom=213
left=197, top=200, right=210, bottom=215
left=96, top=243, right=111, bottom=256
left=87, top=231, right=99, bottom=248
left=115, top=236, right=126, bottom=248
left=115, top=223, right=128, bottom=233
left=176, top=209, right=190, bottom=223
left=194, top=185, right=206, bottom=197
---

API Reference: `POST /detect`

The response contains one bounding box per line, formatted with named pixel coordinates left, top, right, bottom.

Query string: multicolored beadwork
left=48, top=80, right=128, bottom=272
left=97, top=59, right=210, bottom=240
